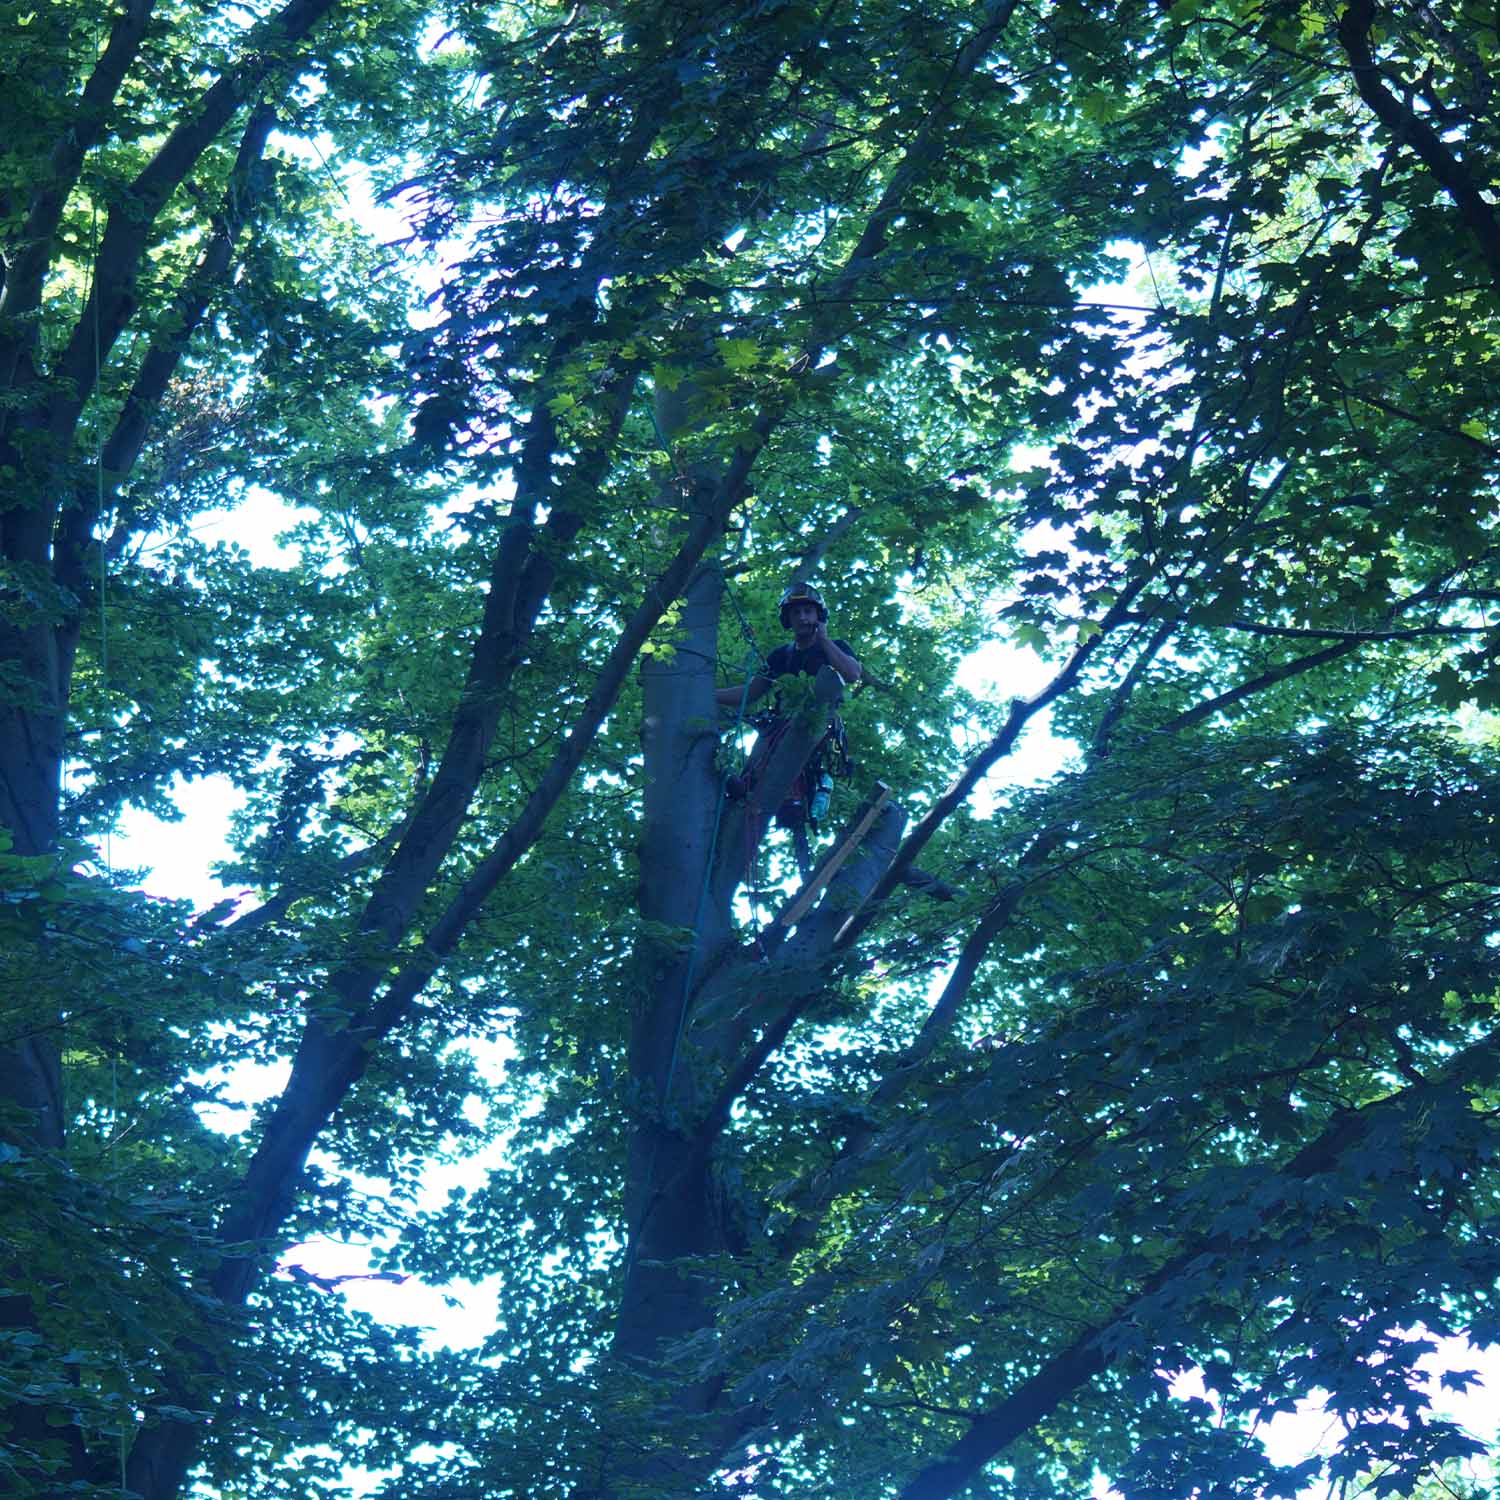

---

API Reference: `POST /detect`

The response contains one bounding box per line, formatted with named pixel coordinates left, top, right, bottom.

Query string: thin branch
left=801, top=0, right=1023, bottom=344
left=1091, top=611, right=1180, bottom=759
left=1160, top=559, right=1498, bottom=734
left=1328, top=374, right=1500, bottom=457
left=1159, top=637, right=1360, bottom=733
left=213, top=840, right=385, bottom=939
left=894, top=1022, right=1500, bottom=1498
left=836, top=576, right=1150, bottom=951
left=1223, top=619, right=1490, bottom=643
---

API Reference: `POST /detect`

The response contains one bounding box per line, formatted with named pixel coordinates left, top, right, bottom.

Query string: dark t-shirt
left=766, top=640, right=856, bottom=682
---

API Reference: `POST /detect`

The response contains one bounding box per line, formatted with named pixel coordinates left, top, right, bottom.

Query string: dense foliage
left=2, top=0, right=1498, bottom=1497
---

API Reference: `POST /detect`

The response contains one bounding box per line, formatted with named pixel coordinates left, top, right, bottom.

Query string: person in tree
left=717, top=585, right=860, bottom=831
left=716, top=583, right=862, bottom=711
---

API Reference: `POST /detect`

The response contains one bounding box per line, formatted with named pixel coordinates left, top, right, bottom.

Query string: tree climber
left=716, top=584, right=862, bottom=712
left=717, top=584, right=861, bottom=828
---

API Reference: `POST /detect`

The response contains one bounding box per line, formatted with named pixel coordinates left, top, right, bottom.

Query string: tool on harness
left=809, top=769, right=833, bottom=822
left=742, top=707, right=853, bottom=833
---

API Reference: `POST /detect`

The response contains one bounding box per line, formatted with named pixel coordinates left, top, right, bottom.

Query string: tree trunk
left=610, top=542, right=908, bottom=1491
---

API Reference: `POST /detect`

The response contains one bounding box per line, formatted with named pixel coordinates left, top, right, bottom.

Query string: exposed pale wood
left=776, top=782, right=891, bottom=928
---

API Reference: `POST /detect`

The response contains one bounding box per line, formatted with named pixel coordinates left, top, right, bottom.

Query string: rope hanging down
left=83, top=51, right=127, bottom=1489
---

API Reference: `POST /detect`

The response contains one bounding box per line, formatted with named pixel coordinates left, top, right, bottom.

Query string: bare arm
left=816, top=625, right=862, bottom=683
left=717, top=674, right=773, bottom=708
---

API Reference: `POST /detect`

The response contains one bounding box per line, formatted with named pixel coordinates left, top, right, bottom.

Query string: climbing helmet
left=779, top=583, right=828, bottom=627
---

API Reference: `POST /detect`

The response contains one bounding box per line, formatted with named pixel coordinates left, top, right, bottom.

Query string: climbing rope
left=84, top=156, right=113, bottom=879
left=713, top=568, right=785, bottom=936
left=82, top=73, right=129, bottom=1487
left=641, top=386, right=692, bottom=498
left=718, top=568, right=770, bottom=676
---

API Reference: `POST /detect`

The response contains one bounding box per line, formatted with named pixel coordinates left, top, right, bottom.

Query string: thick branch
left=369, top=491, right=745, bottom=1037
left=200, top=506, right=566, bottom=1309
left=120, top=370, right=641, bottom=1500
left=325, top=363, right=641, bottom=1013
left=50, top=0, right=341, bottom=422
left=340, top=518, right=539, bottom=952
left=781, top=835, right=1065, bottom=1233
left=710, top=668, right=847, bottom=914
left=790, top=505, right=864, bottom=585
left=209, top=435, right=727, bottom=1284
left=54, top=103, right=279, bottom=601
left=0, top=0, right=156, bottom=338
left=1336, top=0, right=1500, bottom=284
left=698, top=800, right=907, bottom=1141
left=896, top=1327, right=1106, bottom=1500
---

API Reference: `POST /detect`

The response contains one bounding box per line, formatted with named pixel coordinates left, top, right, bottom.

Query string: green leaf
left=718, top=337, right=760, bottom=371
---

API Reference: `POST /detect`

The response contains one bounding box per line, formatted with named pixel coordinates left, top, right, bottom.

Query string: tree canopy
left=2, top=0, right=1499, bottom=1497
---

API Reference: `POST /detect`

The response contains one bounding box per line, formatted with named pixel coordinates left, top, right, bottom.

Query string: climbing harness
left=737, top=701, right=855, bottom=879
